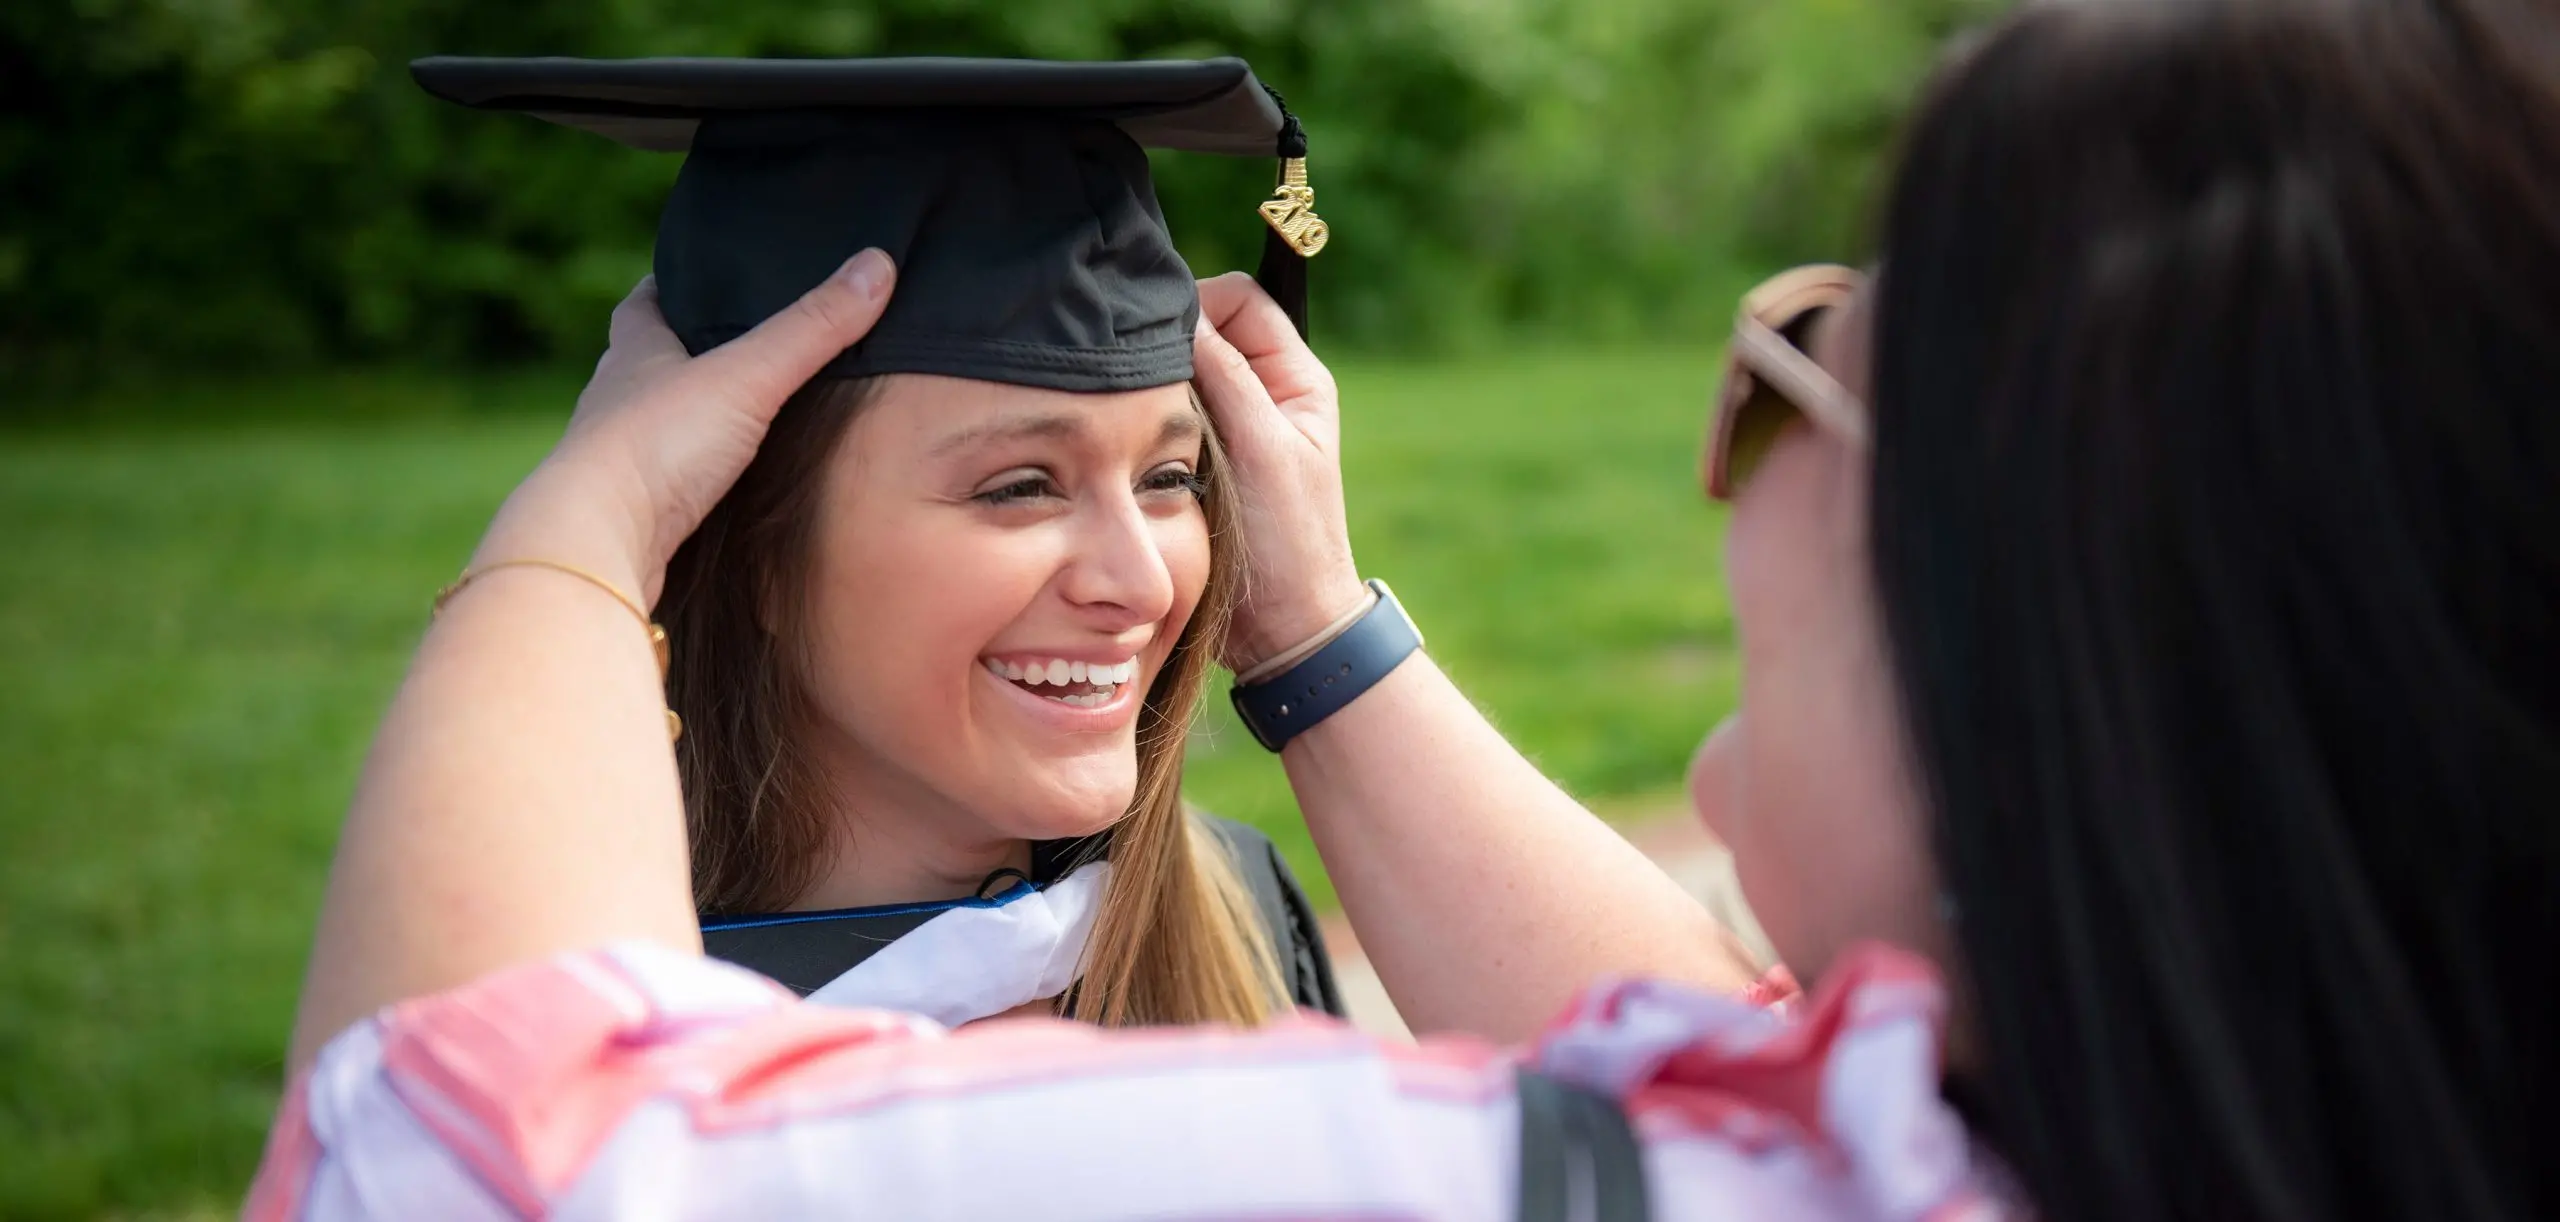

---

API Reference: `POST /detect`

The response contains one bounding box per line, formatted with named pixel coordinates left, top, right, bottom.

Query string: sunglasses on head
left=1703, top=264, right=1871, bottom=502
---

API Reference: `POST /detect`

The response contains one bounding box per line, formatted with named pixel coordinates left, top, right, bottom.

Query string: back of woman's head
left=1867, top=1, right=2560, bottom=1218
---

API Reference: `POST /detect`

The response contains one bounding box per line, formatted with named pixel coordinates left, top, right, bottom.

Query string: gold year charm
left=1258, top=158, right=1329, bottom=257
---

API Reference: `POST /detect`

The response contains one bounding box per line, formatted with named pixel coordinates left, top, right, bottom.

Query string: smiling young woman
left=395, top=54, right=1346, bottom=1030
left=661, top=371, right=1297, bottom=1026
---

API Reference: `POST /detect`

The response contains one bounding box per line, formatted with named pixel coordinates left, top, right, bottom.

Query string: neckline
left=697, top=831, right=1113, bottom=933
left=699, top=876, right=1040, bottom=932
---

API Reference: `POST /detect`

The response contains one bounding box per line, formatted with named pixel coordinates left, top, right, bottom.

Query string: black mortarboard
left=410, top=56, right=1325, bottom=393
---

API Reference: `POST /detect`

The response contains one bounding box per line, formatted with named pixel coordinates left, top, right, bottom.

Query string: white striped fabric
left=247, top=941, right=2019, bottom=1221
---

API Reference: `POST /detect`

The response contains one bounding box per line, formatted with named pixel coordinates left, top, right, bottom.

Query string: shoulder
left=1193, top=809, right=1279, bottom=859
left=253, top=943, right=1504, bottom=1220
left=1190, top=812, right=1288, bottom=917
left=1191, top=812, right=1346, bottom=1016
left=1535, top=945, right=2020, bottom=1220
left=1191, top=811, right=1307, bottom=905
left=251, top=942, right=2020, bottom=1221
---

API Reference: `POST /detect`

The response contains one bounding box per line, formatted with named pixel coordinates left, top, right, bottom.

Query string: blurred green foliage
left=1, top=0, right=1998, bottom=388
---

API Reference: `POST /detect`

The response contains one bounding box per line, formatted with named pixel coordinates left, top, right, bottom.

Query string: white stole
left=803, top=861, right=1112, bottom=1027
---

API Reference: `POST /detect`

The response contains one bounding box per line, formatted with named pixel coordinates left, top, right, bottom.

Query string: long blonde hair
left=660, top=376, right=1283, bottom=1026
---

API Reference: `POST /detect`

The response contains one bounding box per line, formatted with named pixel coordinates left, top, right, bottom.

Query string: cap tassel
left=1254, top=89, right=1323, bottom=338
left=1256, top=219, right=1311, bottom=339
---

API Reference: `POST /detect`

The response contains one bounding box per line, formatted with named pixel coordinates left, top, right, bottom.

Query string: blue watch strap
left=1230, top=579, right=1423, bottom=752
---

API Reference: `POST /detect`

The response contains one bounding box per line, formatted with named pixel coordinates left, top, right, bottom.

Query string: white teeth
left=985, top=656, right=1141, bottom=697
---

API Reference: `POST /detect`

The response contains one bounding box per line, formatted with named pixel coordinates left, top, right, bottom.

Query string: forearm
left=1283, top=654, right=1756, bottom=1041
left=1186, top=277, right=1753, bottom=1039
left=286, top=503, right=700, bottom=1074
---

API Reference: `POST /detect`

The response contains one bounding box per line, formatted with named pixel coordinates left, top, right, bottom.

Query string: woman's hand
left=479, top=250, right=898, bottom=602
left=1190, top=273, right=1370, bottom=669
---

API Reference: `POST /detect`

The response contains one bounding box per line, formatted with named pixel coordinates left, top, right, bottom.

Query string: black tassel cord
left=1253, top=85, right=1313, bottom=339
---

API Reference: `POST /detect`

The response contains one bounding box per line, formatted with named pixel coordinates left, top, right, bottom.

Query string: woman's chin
left=978, top=773, right=1139, bottom=843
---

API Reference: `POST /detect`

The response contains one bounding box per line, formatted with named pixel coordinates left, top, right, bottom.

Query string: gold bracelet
left=434, top=559, right=683, bottom=741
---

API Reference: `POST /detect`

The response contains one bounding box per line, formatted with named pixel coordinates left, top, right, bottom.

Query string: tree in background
left=0, top=0, right=2000, bottom=390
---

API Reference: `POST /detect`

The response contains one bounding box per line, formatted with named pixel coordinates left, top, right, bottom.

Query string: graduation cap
left=410, top=56, right=1327, bottom=393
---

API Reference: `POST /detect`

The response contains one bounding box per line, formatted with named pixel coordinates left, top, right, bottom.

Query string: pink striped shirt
left=247, top=942, right=2015, bottom=1220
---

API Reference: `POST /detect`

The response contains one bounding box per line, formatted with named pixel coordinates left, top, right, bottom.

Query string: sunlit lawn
left=0, top=347, right=1737, bottom=1217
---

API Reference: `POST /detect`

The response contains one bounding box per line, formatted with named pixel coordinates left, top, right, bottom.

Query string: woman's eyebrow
left=1157, top=410, right=1204, bottom=448
left=929, top=412, right=1083, bottom=457
left=930, top=407, right=1202, bottom=457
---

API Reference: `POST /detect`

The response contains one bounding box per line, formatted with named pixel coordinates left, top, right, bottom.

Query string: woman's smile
left=978, top=651, right=1147, bottom=723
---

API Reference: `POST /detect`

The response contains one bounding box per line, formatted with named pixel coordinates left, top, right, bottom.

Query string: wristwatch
left=1230, top=579, right=1423, bottom=751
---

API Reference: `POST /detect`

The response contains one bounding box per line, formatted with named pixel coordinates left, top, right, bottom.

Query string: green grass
left=0, top=348, right=1736, bottom=1218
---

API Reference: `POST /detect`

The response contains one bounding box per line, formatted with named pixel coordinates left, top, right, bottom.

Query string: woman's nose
left=1059, top=494, right=1177, bottom=623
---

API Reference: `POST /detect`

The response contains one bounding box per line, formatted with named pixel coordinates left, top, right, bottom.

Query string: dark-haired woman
left=263, top=1, right=2557, bottom=1218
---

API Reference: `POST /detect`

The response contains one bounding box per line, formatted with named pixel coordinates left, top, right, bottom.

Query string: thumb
left=604, top=275, right=683, bottom=363
left=686, top=249, right=897, bottom=416
left=1192, top=312, right=1297, bottom=464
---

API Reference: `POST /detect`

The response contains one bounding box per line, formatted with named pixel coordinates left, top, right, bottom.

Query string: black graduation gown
left=700, top=814, right=1345, bottom=1018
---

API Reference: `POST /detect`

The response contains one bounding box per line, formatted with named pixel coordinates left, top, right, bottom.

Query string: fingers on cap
left=1193, top=321, right=1264, bottom=392
left=1198, top=271, right=1272, bottom=324
left=783, top=263, right=892, bottom=340
left=1200, top=276, right=1303, bottom=360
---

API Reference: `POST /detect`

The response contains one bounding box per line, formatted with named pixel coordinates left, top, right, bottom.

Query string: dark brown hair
left=1869, top=1, right=2560, bottom=1218
left=660, top=376, right=1284, bottom=1026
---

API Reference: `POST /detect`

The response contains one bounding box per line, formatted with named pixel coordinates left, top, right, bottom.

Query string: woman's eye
left=974, top=474, right=1059, bottom=506
left=1142, top=466, right=1208, bottom=500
